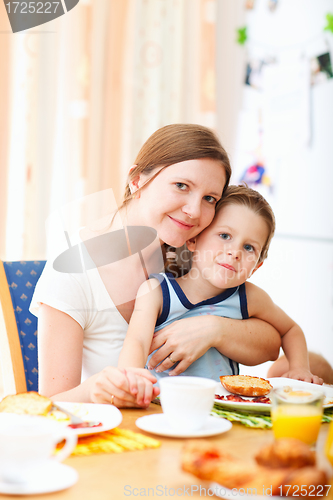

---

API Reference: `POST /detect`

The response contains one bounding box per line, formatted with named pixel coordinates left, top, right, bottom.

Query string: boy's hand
left=125, top=368, right=160, bottom=406
left=89, top=367, right=159, bottom=408
left=280, top=368, right=323, bottom=385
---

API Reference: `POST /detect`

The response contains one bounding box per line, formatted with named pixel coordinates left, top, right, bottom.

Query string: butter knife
left=52, top=403, right=102, bottom=428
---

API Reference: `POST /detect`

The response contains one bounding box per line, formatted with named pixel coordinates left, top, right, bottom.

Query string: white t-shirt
left=30, top=259, right=128, bottom=382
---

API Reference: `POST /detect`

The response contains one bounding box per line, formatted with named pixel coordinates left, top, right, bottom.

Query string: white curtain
left=1, top=0, right=224, bottom=261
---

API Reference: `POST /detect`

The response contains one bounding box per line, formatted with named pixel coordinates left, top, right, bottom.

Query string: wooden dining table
left=1, top=403, right=332, bottom=499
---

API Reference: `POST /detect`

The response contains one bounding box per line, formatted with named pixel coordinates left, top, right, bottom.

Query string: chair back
left=0, top=260, right=46, bottom=394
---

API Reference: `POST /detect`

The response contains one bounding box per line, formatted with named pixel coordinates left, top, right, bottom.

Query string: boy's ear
left=186, top=238, right=197, bottom=252
left=250, top=261, right=263, bottom=276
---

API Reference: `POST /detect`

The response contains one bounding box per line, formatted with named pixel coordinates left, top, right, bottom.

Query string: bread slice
left=0, top=392, right=52, bottom=416
left=220, top=375, right=272, bottom=397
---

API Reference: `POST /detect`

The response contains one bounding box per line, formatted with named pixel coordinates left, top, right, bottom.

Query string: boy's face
left=186, top=203, right=269, bottom=289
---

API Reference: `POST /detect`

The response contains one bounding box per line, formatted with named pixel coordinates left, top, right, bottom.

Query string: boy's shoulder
left=244, top=281, right=260, bottom=294
left=244, top=281, right=273, bottom=316
left=244, top=281, right=260, bottom=293
left=132, top=277, right=164, bottom=317
left=137, top=276, right=162, bottom=293
left=132, top=277, right=164, bottom=316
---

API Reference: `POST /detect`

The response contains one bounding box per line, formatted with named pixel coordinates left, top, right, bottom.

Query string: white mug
left=159, top=376, right=217, bottom=432
left=0, top=413, right=77, bottom=484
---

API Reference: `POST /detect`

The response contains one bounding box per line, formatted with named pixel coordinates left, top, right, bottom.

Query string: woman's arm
left=147, top=314, right=281, bottom=375
left=38, top=304, right=84, bottom=397
left=38, top=304, right=159, bottom=406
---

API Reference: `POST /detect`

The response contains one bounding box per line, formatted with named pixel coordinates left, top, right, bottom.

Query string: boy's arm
left=118, top=278, right=162, bottom=369
left=246, top=282, right=322, bottom=384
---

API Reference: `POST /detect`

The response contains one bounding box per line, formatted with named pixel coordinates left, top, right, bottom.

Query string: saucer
left=0, top=461, right=78, bottom=495
left=135, top=414, right=232, bottom=438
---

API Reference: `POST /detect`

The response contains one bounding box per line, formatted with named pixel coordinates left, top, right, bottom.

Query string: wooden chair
left=0, top=260, right=46, bottom=396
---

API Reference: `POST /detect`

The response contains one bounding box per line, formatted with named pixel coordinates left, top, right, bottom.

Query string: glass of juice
left=325, top=421, right=333, bottom=465
left=271, top=387, right=324, bottom=447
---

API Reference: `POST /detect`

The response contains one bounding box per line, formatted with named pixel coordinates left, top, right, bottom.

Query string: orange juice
left=325, top=421, right=333, bottom=465
left=272, top=406, right=322, bottom=445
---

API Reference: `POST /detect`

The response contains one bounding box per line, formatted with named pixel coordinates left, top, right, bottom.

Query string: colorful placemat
left=211, top=405, right=333, bottom=429
left=63, top=428, right=161, bottom=456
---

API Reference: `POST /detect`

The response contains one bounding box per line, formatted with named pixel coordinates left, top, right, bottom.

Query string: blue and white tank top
left=147, top=272, right=249, bottom=383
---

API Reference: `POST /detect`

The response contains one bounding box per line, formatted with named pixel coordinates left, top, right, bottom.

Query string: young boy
left=118, top=185, right=322, bottom=384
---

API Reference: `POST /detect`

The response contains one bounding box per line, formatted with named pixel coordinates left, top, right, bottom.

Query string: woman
left=31, top=124, right=280, bottom=407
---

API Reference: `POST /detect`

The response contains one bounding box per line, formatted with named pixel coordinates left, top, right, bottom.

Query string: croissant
left=255, top=438, right=316, bottom=469
left=181, top=439, right=329, bottom=496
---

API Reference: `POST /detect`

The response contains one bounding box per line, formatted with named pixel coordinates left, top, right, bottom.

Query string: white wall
left=230, top=0, right=333, bottom=377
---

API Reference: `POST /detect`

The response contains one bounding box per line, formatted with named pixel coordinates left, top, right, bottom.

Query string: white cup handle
left=53, top=429, right=77, bottom=462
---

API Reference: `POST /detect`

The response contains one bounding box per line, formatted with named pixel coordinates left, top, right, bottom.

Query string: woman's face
left=132, top=158, right=227, bottom=247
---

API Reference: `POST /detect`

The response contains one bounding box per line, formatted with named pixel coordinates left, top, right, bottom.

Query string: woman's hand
left=147, top=316, right=217, bottom=375
left=147, top=315, right=281, bottom=375
left=89, top=367, right=160, bottom=408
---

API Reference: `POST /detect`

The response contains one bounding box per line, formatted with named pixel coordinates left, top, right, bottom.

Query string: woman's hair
left=121, top=123, right=231, bottom=209
left=215, top=184, right=275, bottom=263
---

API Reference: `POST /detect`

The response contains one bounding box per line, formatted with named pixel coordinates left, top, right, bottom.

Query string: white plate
left=0, top=461, right=78, bottom=496
left=135, top=414, right=232, bottom=438
left=54, top=401, right=123, bottom=437
left=214, top=377, right=333, bottom=414
left=211, top=482, right=280, bottom=500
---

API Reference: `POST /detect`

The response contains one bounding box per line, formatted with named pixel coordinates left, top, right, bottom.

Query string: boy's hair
left=216, top=184, right=275, bottom=263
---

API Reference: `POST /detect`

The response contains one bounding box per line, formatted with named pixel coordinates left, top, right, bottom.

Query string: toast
left=0, top=391, right=52, bottom=416
left=220, top=375, right=272, bottom=397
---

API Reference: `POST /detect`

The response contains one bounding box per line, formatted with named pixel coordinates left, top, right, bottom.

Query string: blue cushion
left=3, top=261, right=46, bottom=392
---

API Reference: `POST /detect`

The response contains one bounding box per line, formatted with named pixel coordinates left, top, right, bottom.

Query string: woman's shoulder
left=37, top=257, right=92, bottom=290
left=30, top=258, right=95, bottom=325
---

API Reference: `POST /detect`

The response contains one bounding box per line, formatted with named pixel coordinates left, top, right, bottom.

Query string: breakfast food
left=181, top=438, right=329, bottom=496
left=0, top=391, right=52, bottom=416
left=181, top=441, right=260, bottom=489
left=279, top=467, right=328, bottom=496
left=215, top=394, right=271, bottom=404
left=220, top=375, right=272, bottom=397
left=255, top=438, right=316, bottom=469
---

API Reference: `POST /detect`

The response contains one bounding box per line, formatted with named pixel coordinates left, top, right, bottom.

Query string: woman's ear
left=129, top=175, right=140, bottom=191
left=186, top=238, right=197, bottom=252
left=129, top=171, right=141, bottom=198
left=128, top=164, right=137, bottom=174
